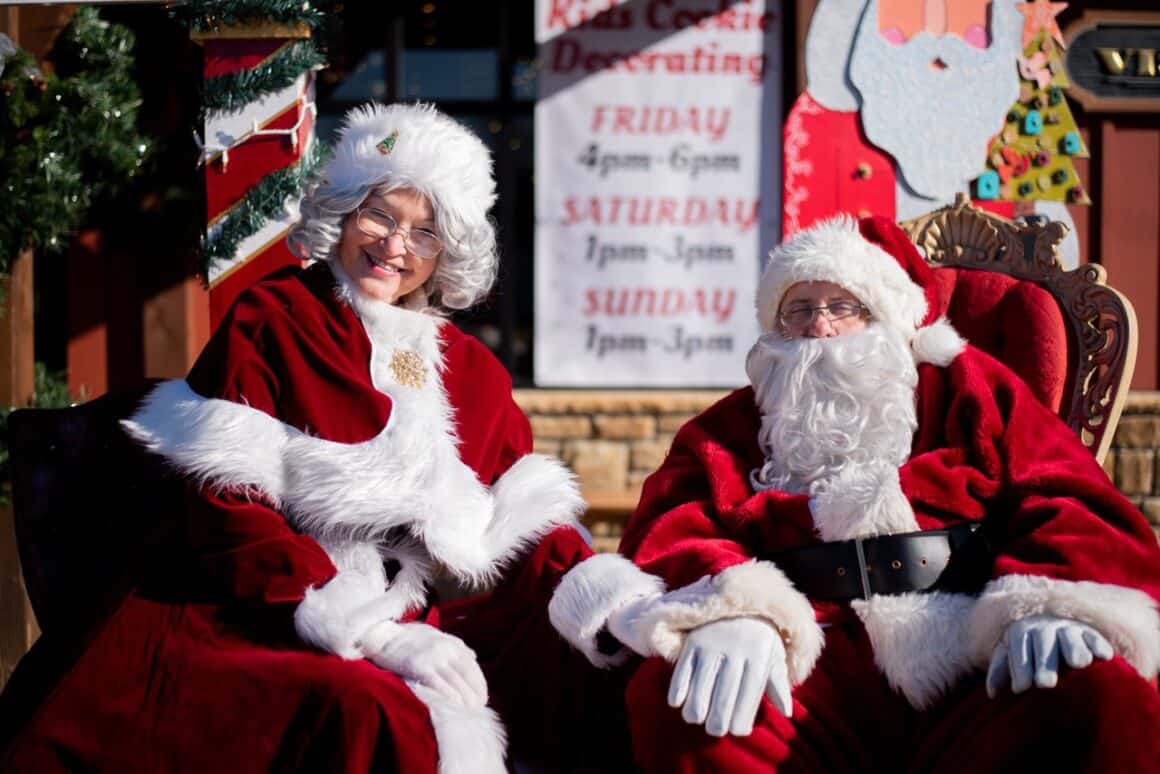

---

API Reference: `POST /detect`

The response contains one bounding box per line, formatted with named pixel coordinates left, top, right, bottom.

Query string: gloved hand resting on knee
left=666, top=618, right=792, bottom=738
left=986, top=614, right=1114, bottom=698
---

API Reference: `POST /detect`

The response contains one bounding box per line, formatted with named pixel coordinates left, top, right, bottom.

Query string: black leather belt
left=768, top=523, right=992, bottom=602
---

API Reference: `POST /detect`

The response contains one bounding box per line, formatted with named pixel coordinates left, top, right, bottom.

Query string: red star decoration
left=1017, top=0, right=1067, bottom=49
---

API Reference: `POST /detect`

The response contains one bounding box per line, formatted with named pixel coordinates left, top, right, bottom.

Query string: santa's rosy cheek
left=880, top=27, right=906, bottom=46
left=963, top=24, right=988, bottom=49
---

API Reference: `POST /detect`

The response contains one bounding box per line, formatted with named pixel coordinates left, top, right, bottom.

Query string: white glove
left=667, top=618, right=792, bottom=738
left=361, top=621, right=489, bottom=709
left=606, top=592, right=663, bottom=657
left=986, top=614, right=1114, bottom=698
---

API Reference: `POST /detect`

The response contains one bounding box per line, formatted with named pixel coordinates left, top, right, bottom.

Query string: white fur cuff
left=637, top=560, right=824, bottom=685
left=293, top=568, right=387, bottom=659
left=967, top=574, right=1160, bottom=679
left=548, top=553, right=666, bottom=669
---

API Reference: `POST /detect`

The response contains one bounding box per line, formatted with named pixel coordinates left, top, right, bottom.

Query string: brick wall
left=515, top=389, right=1160, bottom=551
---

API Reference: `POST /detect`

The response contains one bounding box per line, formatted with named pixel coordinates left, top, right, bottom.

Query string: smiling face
left=336, top=188, right=441, bottom=304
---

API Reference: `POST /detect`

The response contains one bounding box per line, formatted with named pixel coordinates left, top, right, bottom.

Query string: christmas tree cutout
left=975, top=3, right=1089, bottom=206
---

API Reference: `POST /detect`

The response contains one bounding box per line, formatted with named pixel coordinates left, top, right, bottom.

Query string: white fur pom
left=910, top=317, right=966, bottom=366
left=548, top=553, right=667, bottom=669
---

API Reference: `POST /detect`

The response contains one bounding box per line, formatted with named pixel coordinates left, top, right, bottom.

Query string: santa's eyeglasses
left=778, top=301, right=867, bottom=328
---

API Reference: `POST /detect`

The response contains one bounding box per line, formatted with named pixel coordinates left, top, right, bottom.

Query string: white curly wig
left=288, top=102, right=498, bottom=311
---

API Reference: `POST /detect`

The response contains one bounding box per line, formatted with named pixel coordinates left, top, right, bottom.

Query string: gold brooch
left=389, top=349, right=426, bottom=388
left=377, top=130, right=399, bottom=155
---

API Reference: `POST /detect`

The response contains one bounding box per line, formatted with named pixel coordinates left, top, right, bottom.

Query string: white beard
left=848, top=0, right=1020, bottom=201
left=746, top=324, right=920, bottom=540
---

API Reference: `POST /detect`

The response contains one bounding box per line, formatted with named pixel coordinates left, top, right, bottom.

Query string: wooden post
left=0, top=251, right=40, bottom=686
left=0, top=4, right=73, bottom=687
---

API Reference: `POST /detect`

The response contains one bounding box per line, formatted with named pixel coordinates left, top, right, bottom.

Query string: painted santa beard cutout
left=849, top=0, right=1020, bottom=201
left=747, top=323, right=920, bottom=540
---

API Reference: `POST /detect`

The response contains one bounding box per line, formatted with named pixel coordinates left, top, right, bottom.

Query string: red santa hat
left=756, top=214, right=966, bottom=366
left=322, top=102, right=496, bottom=246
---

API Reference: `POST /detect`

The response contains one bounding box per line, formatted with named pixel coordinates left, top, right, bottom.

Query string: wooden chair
left=900, top=194, right=1136, bottom=464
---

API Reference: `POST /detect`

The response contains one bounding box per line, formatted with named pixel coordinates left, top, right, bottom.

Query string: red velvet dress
left=0, top=263, right=578, bottom=772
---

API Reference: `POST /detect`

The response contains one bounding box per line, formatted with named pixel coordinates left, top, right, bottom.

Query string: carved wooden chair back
left=900, top=194, right=1137, bottom=464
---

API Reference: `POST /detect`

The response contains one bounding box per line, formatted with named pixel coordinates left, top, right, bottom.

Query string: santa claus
left=784, top=0, right=1081, bottom=266
left=538, top=215, right=1160, bottom=770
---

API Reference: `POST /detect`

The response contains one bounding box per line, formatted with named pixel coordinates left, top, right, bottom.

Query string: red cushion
left=932, top=267, right=1068, bottom=415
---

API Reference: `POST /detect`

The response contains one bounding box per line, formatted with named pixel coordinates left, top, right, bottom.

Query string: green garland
left=0, top=8, right=149, bottom=266
left=171, top=0, right=325, bottom=33
left=204, top=39, right=325, bottom=116
left=170, top=0, right=334, bottom=276
left=203, top=140, right=327, bottom=273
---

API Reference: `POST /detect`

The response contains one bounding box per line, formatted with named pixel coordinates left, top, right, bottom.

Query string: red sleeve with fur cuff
left=907, top=348, right=1160, bottom=678
left=178, top=284, right=337, bottom=608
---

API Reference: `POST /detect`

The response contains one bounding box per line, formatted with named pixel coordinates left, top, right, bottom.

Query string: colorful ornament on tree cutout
left=1061, top=131, right=1081, bottom=155
left=1023, top=110, right=1043, bottom=135
left=975, top=170, right=1000, bottom=200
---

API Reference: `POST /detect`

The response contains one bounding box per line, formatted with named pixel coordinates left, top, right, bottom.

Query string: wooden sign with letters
left=1064, top=11, right=1160, bottom=113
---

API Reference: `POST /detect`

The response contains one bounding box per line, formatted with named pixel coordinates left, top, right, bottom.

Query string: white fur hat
left=322, top=102, right=496, bottom=248
left=757, top=215, right=965, bottom=366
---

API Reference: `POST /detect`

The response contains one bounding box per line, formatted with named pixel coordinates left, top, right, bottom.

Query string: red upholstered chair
left=900, top=195, right=1137, bottom=464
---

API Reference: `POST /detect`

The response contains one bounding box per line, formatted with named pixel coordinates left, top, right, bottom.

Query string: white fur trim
left=409, top=683, right=507, bottom=774
left=757, top=215, right=927, bottom=335
left=910, top=317, right=966, bottom=366
left=323, top=103, right=495, bottom=250
left=122, top=379, right=289, bottom=507
left=548, top=553, right=667, bottom=669
left=294, top=561, right=386, bottom=659
left=808, top=463, right=919, bottom=541
left=967, top=574, right=1160, bottom=679
left=637, top=560, right=824, bottom=685
left=125, top=294, right=578, bottom=587
left=852, top=592, right=977, bottom=709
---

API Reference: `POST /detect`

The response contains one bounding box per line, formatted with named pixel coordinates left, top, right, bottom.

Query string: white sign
left=534, top=0, right=782, bottom=387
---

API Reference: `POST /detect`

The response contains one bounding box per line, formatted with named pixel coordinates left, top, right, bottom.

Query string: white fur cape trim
left=548, top=553, right=667, bottom=669
left=967, top=574, right=1160, bottom=679
left=409, top=682, right=507, bottom=774
left=852, top=591, right=977, bottom=709
left=637, top=560, right=824, bottom=685
left=757, top=215, right=927, bottom=336
left=124, top=379, right=581, bottom=586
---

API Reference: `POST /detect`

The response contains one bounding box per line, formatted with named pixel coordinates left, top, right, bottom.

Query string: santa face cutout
left=337, top=187, right=441, bottom=305
left=849, top=0, right=1021, bottom=201
left=777, top=281, right=871, bottom=339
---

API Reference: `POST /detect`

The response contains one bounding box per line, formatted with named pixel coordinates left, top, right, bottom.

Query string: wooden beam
left=0, top=250, right=39, bottom=687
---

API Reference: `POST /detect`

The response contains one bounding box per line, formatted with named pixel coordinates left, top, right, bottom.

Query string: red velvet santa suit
left=543, top=216, right=1160, bottom=772
left=0, top=262, right=582, bottom=773
left=617, top=352, right=1160, bottom=771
